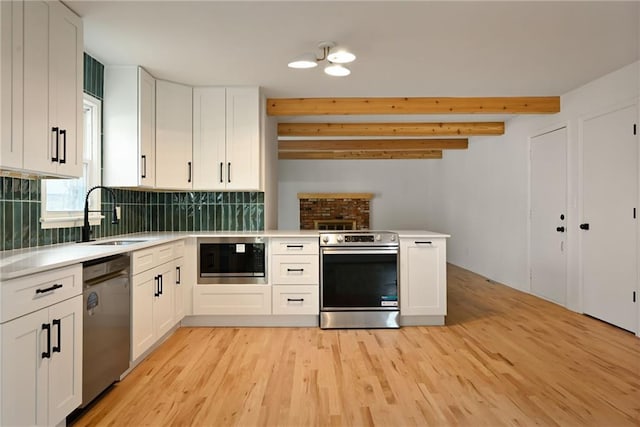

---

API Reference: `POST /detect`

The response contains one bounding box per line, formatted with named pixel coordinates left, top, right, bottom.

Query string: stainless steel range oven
left=320, top=231, right=400, bottom=329
left=198, top=237, right=267, bottom=284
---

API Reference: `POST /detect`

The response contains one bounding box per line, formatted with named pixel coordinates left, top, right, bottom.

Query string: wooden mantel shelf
left=297, top=192, right=373, bottom=200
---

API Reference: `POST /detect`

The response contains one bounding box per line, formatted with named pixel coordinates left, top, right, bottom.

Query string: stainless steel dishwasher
left=81, top=254, right=131, bottom=407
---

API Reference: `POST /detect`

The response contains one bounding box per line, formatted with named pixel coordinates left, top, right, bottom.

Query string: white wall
left=278, top=159, right=438, bottom=231
left=277, top=61, right=639, bottom=313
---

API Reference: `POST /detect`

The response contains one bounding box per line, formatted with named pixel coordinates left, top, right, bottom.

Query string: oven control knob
left=390, top=234, right=396, bottom=241
left=375, top=234, right=381, bottom=241
left=336, top=235, right=344, bottom=243
left=322, top=235, right=329, bottom=243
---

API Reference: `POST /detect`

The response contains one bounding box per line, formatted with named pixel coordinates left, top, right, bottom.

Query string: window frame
left=41, top=93, right=103, bottom=229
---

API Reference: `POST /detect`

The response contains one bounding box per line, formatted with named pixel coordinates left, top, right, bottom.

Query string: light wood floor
left=72, top=264, right=640, bottom=426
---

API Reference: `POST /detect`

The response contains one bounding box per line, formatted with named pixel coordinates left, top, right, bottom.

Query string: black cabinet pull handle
left=176, top=266, right=181, bottom=284
left=286, top=245, right=304, bottom=249
left=52, top=319, right=61, bottom=353
left=415, top=241, right=432, bottom=245
left=188, top=162, right=192, bottom=183
left=141, top=155, right=147, bottom=178
left=51, top=127, right=59, bottom=162
left=556, top=226, right=565, bottom=232
left=154, top=275, right=160, bottom=297
left=219, top=162, right=224, bottom=183
left=159, top=274, right=163, bottom=296
left=579, top=223, right=590, bottom=230
left=287, top=298, right=304, bottom=302
left=59, top=129, right=67, bottom=164
left=287, top=268, right=304, bottom=272
left=36, top=283, right=63, bottom=294
left=227, top=162, right=231, bottom=183
left=42, top=323, right=51, bottom=359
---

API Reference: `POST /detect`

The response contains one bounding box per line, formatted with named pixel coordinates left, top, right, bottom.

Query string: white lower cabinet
left=131, top=241, right=185, bottom=361
left=400, top=238, right=447, bottom=316
left=0, top=265, right=82, bottom=427
left=174, top=258, right=185, bottom=322
left=194, top=285, right=271, bottom=315
left=272, top=285, right=318, bottom=315
left=270, top=237, right=320, bottom=316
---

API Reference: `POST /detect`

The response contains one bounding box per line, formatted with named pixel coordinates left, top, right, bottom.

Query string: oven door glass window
left=321, top=249, right=398, bottom=309
left=200, top=243, right=265, bottom=277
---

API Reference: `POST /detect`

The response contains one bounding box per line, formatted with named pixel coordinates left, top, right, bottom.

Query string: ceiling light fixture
left=288, top=41, right=356, bottom=77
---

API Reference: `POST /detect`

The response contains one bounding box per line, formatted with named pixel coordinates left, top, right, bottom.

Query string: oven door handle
left=321, top=249, right=398, bottom=256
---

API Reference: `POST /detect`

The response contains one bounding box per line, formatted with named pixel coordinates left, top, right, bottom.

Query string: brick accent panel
left=299, top=197, right=370, bottom=230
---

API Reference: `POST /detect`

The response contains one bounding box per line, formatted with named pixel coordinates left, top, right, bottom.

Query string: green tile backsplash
left=84, top=53, right=104, bottom=100
left=0, top=177, right=265, bottom=251
left=1, top=53, right=264, bottom=252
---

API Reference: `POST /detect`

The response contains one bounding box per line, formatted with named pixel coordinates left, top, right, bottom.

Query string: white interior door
left=582, top=104, right=638, bottom=333
left=530, top=127, right=568, bottom=305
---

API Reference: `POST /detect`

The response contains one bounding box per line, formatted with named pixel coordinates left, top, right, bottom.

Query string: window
left=41, top=93, right=102, bottom=228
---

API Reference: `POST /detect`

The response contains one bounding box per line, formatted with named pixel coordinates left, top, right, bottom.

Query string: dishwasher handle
left=84, top=270, right=129, bottom=288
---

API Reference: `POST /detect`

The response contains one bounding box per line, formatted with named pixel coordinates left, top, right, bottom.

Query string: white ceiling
left=66, top=1, right=638, bottom=100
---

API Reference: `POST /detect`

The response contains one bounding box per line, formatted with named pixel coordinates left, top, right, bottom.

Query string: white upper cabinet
left=0, top=0, right=22, bottom=169
left=104, top=66, right=156, bottom=187
left=193, top=86, right=261, bottom=191
left=0, top=0, right=83, bottom=178
left=225, top=87, right=261, bottom=190
left=47, top=0, right=83, bottom=177
left=193, top=87, right=225, bottom=190
left=155, top=79, right=193, bottom=190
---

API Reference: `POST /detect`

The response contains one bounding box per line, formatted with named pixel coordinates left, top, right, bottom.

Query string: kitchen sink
left=92, top=239, right=149, bottom=246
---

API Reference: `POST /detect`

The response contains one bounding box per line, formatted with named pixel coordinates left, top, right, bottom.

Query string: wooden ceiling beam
left=278, top=122, right=504, bottom=137
left=279, top=138, right=468, bottom=151
left=278, top=150, right=443, bottom=160
left=267, top=96, right=560, bottom=116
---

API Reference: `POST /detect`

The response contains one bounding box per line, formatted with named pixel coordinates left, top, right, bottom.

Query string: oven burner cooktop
left=319, top=231, right=398, bottom=247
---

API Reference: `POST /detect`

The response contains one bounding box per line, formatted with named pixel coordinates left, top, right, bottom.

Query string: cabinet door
left=47, top=295, right=82, bottom=425
left=131, top=269, right=156, bottom=360
left=22, top=0, right=53, bottom=175
left=139, top=67, right=156, bottom=187
left=193, top=87, right=226, bottom=190
left=1, top=308, right=48, bottom=426
left=174, top=258, right=185, bottom=323
left=155, top=80, right=193, bottom=189
left=400, top=239, right=447, bottom=316
left=225, top=87, right=260, bottom=190
left=48, top=1, right=82, bottom=177
left=0, top=0, right=23, bottom=170
left=154, top=262, right=175, bottom=338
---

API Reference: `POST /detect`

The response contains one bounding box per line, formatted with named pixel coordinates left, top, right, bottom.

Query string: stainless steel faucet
left=79, top=186, right=119, bottom=242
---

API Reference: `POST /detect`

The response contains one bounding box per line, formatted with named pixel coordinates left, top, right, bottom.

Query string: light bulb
left=324, top=63, right=351, bottom=77
left=327, top=47, right=356, bottom=64
left=288, top=53, right=318, bottom=69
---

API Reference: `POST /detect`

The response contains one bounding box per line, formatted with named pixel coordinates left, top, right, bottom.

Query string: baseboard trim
left=181, top=314, right=320, bottom=327
left=400, top=315, right=445, bottom=326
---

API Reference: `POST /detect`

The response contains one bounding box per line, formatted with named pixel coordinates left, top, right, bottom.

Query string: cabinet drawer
left=193, top=285, right=271, bottom=315
left=1, top=264, right=82, bottom=323
left=272, top=285, right=319, bottom=315
left=132, top=241, right=184, bottom=274
left=271, top=255, right=319, bottom=285
left=270, top=238, right=319, bottom=255
left=132, top=246, right=159, bottom=274
left=173, top=240, right=185, bottom=258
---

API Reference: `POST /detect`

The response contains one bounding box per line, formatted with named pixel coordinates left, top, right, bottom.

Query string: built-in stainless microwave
left=198, top=237, right=267, bottom=284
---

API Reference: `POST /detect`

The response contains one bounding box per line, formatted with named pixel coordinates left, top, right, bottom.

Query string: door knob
left=556, top=226, right=565, bottom=232
left=579, top=223, right=590, bottom=230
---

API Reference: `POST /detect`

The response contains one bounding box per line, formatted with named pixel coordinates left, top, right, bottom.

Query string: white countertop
left=395, top=230, right=451, bottom=238
left=0, top=229, right=448, bottom=281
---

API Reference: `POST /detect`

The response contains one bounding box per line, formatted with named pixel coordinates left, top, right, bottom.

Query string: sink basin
left=92, top=240, right=149, bottom=246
